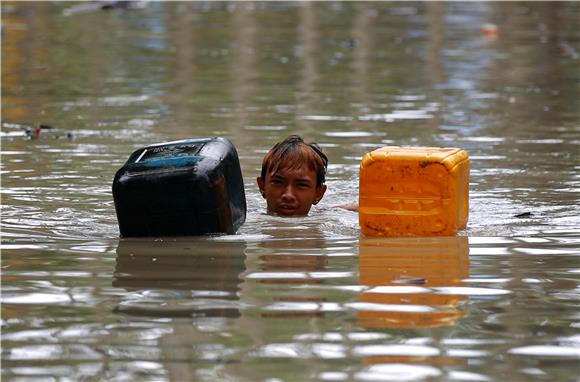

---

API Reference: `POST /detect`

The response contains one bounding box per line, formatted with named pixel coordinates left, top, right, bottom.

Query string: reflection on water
left=358, top=237, right=469, bottom=329
left=114, top=239, right=246, bottom=318
left=2, top=1, right=579, bottom=381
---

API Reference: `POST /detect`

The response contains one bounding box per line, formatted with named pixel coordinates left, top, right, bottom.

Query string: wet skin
left=257, top=166, right=327, bottom=217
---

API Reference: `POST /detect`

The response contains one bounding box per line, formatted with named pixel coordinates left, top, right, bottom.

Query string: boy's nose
left=281, top=186, right=296, bottom=202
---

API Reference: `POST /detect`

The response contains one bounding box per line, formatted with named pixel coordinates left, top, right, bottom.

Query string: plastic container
left=113, top=137, right=246, bottom=237
left=359, top=146, right=469, bottom=237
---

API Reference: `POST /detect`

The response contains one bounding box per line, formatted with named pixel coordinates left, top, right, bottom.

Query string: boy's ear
left=257, top=176, right=266, bottom=198
left=313, top=184, right=327, bottom=205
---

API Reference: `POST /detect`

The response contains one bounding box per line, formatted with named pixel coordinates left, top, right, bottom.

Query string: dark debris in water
left=62, top=1, right=148, bottom=16
left=514, top=212, right=534, bottom=218
left=25, top=124, right=73, bottom=140
left=393, top=276, right=427, bottom=285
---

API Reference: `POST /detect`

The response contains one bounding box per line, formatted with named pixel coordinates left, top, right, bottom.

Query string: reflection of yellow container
left=358, top=237, right=469, bottom=328
left=359, top=237, right=469, bottom=286
left=359, top=147, right=470, bottom=237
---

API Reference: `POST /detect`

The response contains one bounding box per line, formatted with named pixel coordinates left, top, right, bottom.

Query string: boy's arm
left=335, top=202, right=359, bottom=212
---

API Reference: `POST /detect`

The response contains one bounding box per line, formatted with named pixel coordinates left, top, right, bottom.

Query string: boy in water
left=257, top=135, right=328, bottom=216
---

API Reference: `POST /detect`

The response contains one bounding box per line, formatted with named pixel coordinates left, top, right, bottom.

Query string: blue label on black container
left=134, top=143, right=205, bottom=164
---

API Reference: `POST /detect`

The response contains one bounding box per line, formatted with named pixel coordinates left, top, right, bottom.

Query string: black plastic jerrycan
left=113, top=137, right=246, bottom=237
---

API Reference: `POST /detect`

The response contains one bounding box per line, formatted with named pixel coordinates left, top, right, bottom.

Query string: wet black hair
left=260, top=135, right=328, bottom=187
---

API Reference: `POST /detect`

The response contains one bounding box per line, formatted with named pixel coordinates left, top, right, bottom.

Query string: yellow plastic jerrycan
left=359, top=146, right=469, bottom=237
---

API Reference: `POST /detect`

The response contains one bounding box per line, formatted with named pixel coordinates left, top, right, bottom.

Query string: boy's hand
left=335, top=202, right=359, bottom=212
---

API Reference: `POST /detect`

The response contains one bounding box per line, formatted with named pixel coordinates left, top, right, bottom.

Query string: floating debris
left=393, top=276, right=427, bottom=285
left=514, top=212, right=534, bottom=218
left=481, top=23, right=499, bottom=40
left=559, top=42, right=579, bottom=59
left=25, top=124, right=73, bottom=140
left=63, top=1, right=148, bottom=16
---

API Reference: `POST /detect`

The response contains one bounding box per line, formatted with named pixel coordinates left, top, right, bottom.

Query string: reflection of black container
left=114, top=239, right=246, bottom=291
left=113, top=238, right=247, bottom=318
left=113, top=137, right=246, bottom=237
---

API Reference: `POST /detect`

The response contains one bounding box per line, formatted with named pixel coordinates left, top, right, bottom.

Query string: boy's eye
left=297, top=181, right=311, bottom=188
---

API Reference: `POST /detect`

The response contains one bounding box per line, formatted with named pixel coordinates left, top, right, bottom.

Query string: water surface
left=2, top=2, right=579, bottom=381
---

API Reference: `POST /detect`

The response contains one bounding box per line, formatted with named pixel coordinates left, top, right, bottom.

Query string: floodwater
left=1, top=2, right=579, bottom=381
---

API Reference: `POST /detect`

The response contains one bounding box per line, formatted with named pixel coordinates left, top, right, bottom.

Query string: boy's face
left=257, top=164, right=327, bottom=217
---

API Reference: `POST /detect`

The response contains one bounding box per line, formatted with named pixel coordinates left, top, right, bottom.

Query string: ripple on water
left=513, top=247, right=580, bottom=255
left=448, top=371, right=492, bottom=381
left=355, top=364, right=442, bottom=381
left=294, top=332, right=390, bottom=342
left=508, top=345, right=580, bottom=358
left=352, top=344, right=440, bottom=357
left=303, top=115, right=354, bottom=122
left=7, top=345, right=100, bottom=361
left=345, top=302, right=436, bottom=313
left=2, top=293, right=71, bottom=305
left=433, top=286, right=511, bottom=296
left=324, top=131, right=383, bottom=138
left=318, top=371, right=349, bottom=381
left=358, top=110, right=434, bottom=122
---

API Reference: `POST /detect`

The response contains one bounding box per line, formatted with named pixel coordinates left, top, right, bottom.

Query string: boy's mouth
left=278, top=204, right=298, bottom=215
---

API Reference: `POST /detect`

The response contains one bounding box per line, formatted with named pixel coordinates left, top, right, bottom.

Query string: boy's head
left=257, top=135, right=328, bottom=216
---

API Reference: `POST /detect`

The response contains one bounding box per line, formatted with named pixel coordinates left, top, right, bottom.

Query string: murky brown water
left=2, top=2, right=579, bottom=381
